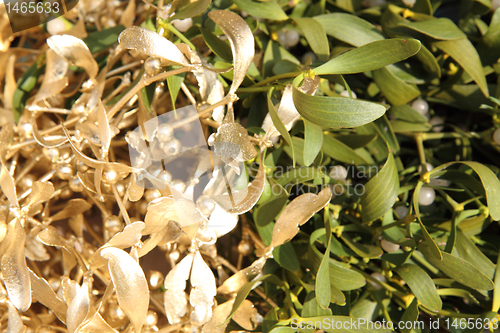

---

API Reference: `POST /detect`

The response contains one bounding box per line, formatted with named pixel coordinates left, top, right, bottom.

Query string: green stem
left=163, top=22, right=196, bottom=50
left=252, top=71, right=302, bottom=88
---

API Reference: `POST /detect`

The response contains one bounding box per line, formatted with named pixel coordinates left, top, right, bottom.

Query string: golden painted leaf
left=189, top=250, right=217, bottom=326
left=127, top=173, right=144, bottom=202
left=262, top=85, right=300, bottom=139
left=210, top=153, right=265, bottom=215
left=62, top=124, right=133, bottom=174
left=89, top=221, right=145, bottom=269
left=49, top=199, right=92, bottom=222
left=270, top=187, right=331, bottom=248
left=67, top=276, right=91, bottom=333
left=144, top=197, right=206, bottom=234
left=164, top=253, right=194, bottom=324
left=208, top=203, right=238, bottom=238
left=217, top=257, right=266, bottom=295
left=60, top=277, right=80, bottom=306
left=118, top=0, right=135, bottom=28
left=233, top=299, right=261, bottom=330
left=33, top=49, right=69, bottom=103
left=1, top=219, right=31, bottom=311
left=24, top=234, right=50, bottom=261
left=0, top=163, right=18, bottom=207
left=97, top=100, right=111, bottom=155
left=7, top=302, right=26, bottom=333
left=201, top=300, right=233, bottom=333
left=27, top=181, right=54, bottom=207
left=211, top=123, right=257, bottom=163
left=47, top=35, right=98, bottom=79
left=37, top=225, right=66, bottom=247
left=29, top=268, right=67, bottom=323
left=137, top=221, right=183, bottom=258
left=80, top=312, right=118, bottom=333
left=101, top=247, right=149, bottom=333
left=118, top=26, right=189, bottom=66
left=208, top=10, right=254, bottom=95
left=4, top=55, right=16, bottom=110
left=32, top=120, right=67, bottom=148
left=0, top=122, right=14, bottom=160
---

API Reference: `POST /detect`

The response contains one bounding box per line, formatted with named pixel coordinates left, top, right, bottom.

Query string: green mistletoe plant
left=1, top=0, right=500, bottom=332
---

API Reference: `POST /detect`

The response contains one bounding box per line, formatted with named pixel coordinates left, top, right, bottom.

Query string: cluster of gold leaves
left=0, top=0, right=334, bottom=331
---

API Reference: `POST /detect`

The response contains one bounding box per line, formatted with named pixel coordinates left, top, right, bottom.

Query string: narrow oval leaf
left=315, top=13, right=384, bottom=47
left=47, top=35, right=98, bottom=79
left=7, top=302, right=26, bottom=333
left=399, top=298, right=419, bottom=333
left=293, top=82, right=387, bottom=129
left=294, top=18, right=330, bottom=61
left=267, top=96, right=294, bottom=163
left=316, top=239, right=331, bottom=309
left=271, top=187, right=331, bottom=248
left=27, top=181, right=54, bottom=207
left=394, top=264, right=442, bottom=312
left=2, top=220, right=31, bottom=311
left=420, top=248, right=494, bottom=290
left=101, top=247, right=149, bottom=332
left=398, top=18, right=466, bottom=40
left=208, top=10, right=254, bottom=94
left=322, top=135, right=370, bottom=166
left=67, top=277, right=90, bottom=333
left=164, top=253, right=194, bottom=324
left=118, top=26, right=189, bottom=66
left=314, top=39, right=421, bottom=75
left=34, top=49, right=69, bottom=103
left=231, top=0, right=288, bottom=21
left=303, top=120, right=323, bottom=167
left=361, top=153, right=399, bottom=223
left=0, top=163, right=18, bottom=208
left=29, top=268, right=67, bottom=322
left=189, top=251, right=217, bottom=326
left=433, top=38, right=488, bottom=97
left=97, top=100, right=111, bottom=154
left=372, top=67, right=421, bottom=106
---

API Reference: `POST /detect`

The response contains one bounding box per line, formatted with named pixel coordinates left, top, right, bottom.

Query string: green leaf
left=394, top=264, right=442, bottom=312
left=388, top=105, right=428, bottom=123
left=166, top=66, right=186, bottom=110
left=433, top=161, right=500, bottom=220
left=313, top=39, right=421, bottom=76
left=139, top=84, right=155, bottom=113
left=315, top=13, right=384, bottom=47
left=433, top=38, right=489, bottom=97
left=322, top=135, right=371, bottom=166
left=255, top=182, right=288, bottom=227
left=398, top=18, right=466, bottom=40
left=293, top=78, right=387, bottom=129
left=360, top=153, right=399, bottom=223
left=316, top=238, right=331, bottom=309
left=294, top=18, right=330, bottom=61
left=200, top=28, right=233, bottom=62
left=263, top=40, right=299, bottom=78
left=223, top=274, right=283, bottom=325
left=268, top=96, right=294, bottom=165
left=415, top=44, right=442, bottom=77
left=418, top=247, right=495, bottom=290
left=231, top=0, right=288, bottom=21
left=83, top=25, right=125, bottom=53
left=399, top=298, right=420, bottom=333
left=170, top=0, right=211, bottom=20
left=302, top=292, right=332, bottom=317
left=273, top=242, right=300, bottom=271
left=455, top=230, right=495, bottom=280
left=12, top=59, right=44, bottom=123
left=275, top=167, right=326, bottom=187
left=340, top=234, right=383, bottom=259
left=390, top=119, right=432, bottom=133
left=372, top=67, right=421, bottom=106
left=303, top=119, right=323, bottom=167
